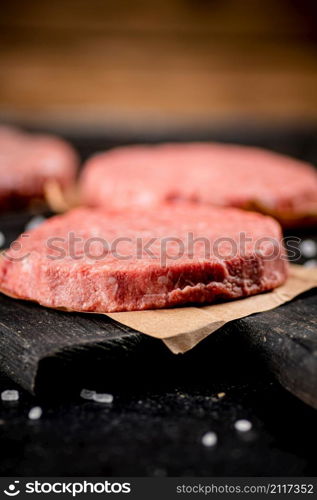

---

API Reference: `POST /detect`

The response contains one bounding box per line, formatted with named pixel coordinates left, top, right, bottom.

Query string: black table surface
left=0, top=125, right=317, bottom=477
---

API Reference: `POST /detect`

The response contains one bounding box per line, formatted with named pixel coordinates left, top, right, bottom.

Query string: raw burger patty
left=0, top=204, right=288, bottom=312
left=0, top=126, right=78, bottom=210
left=80, top=143, right=317, bottom=226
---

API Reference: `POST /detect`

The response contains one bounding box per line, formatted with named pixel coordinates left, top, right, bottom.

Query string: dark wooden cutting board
left=0, top=129, right=317, bottom=409
left=0, top=287, right=316, bottom=407
left=0, top=211, right=316, bottom=408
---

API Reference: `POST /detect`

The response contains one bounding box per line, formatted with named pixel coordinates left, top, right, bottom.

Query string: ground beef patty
left=0, top=204, right=288, bottom=312
left=0, top=126, right=78, bottom=210
left=80, top=143, right=317, bottom=227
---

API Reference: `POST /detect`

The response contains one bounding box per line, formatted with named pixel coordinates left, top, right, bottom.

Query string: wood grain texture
left=0, top=293, right=142, bottom=393
left=1, top=0, right=317, bottom=125
left=236, top=291, right=317, bottom=409
left=0, top=288, right=316, bottom=409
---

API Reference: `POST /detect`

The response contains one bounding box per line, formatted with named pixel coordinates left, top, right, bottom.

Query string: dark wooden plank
left=235, top=291, right=317, bottom=409
left=0, top=293, right=143, bottom=392
left=0, top=287, right=317, bottom=409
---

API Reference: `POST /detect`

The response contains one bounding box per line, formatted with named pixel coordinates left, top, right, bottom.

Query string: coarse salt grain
left=28, top=406, right=42, bottom=420
left=80, top=389, right=96, bottom=400
left=93, top=393, right=114, bottom=404
left=25, top=215, right=46, bottom=232
left=0, top=231, right=5, bottom=248
left=304, top=259, right=317, bottom=268
left=234, top=419, right=252, bottom=432
left=201, top=431, right=218, bottom=447
left=1, top=390, right=19, bottom=402
left=300, top=239, right=317, bottom=259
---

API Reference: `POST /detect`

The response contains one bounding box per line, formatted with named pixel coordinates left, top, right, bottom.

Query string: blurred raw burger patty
left=80, top=143, right=317, bottom=227
left=0, top=204, right=288, bottom=312
left=0, top=126, right=78, bottom=210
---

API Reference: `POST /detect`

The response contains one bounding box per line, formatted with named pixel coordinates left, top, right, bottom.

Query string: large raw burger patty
left=0, top=204, right=288, bottom=312
left=0, top=126, right=78, bottom=210
left=80, top=143, right=317, bottom=226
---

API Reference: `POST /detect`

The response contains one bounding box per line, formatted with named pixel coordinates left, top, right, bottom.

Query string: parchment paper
left=106, top=265, right=317, bottom=353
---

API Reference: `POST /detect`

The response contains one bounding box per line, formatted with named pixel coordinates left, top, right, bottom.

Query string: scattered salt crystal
left=217, top=392, right=226, bottom=398
left=80, top=389, right=113, bottom=403
left=201, top=431, right=218, bottom=447
left=93, top=393, right=114, bottom=404
left=304, top=259, right=317, bottom=268
left=28, top=406, right=42, bottom=420
left=300, top=239, right=317, bottom=259
left=234, top=419, right=252, bottom=432
left=1, top=389, right=19, bottom=402
left=0, top=231, right=5, bottom=248
left=25, top=215, right=46, bottom=232
left=80, top=389, right=96, bottom=401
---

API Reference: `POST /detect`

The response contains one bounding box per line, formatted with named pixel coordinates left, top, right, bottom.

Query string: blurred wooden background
left=1, top=0, right=317, bottom=130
